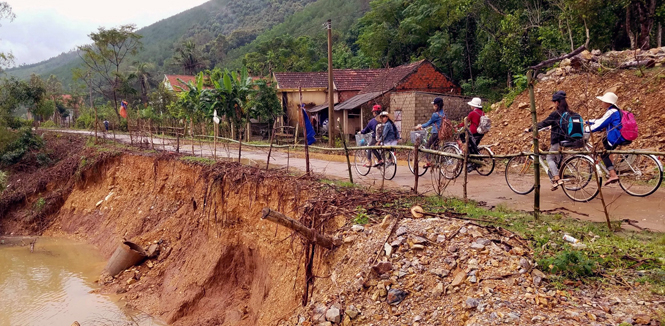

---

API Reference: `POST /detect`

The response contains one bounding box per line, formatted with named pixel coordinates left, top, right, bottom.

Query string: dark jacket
left=535, top=110, right=568, bottom=145
left=361, top=116, right=380, bottom=135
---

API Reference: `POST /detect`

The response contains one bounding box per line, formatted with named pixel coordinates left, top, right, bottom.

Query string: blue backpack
left=560, top=111, right=584, bottom=139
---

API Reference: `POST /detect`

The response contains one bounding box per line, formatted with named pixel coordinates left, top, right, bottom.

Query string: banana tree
left=214, top=67, right=255, bottom=161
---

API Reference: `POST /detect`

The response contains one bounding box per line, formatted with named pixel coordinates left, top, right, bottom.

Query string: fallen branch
left=261, top=208, right=341, bottom=250
left=540, top=207, right=590, bottom=217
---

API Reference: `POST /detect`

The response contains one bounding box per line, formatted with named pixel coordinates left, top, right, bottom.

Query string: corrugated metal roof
left=334, top=91, right=385, bottom=111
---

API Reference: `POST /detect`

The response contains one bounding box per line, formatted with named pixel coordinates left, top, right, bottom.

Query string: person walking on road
left=415, top=97, right=447, bottom=167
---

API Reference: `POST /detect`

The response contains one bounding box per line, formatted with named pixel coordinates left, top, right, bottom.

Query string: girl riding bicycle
left=415, top=97, right=447, bottom=167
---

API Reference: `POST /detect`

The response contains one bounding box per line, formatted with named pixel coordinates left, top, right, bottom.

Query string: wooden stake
left=589, top=132, right=614, bottom=231
left=413, top=137, right=421, bottom=193
left=260, top=208, right=340, bottom=249
left=266, top=125, right=275, bottom=170
left=527, top=70, right=540, bottom=220
left=463, top=117, right=469, bottom=202
left=214, top=122, right=218, bottom=160
left=337, top=118, right=353, bottom=184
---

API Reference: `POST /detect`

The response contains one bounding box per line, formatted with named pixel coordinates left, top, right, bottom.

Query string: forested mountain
left=5, top=0, right=665, bottom=101
left=4, top=0, right=324, bottom=87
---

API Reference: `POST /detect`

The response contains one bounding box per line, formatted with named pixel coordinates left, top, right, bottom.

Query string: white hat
left=467, top=97, right=482, bottom=108
left=379, top=111, right=389, bottom=116
left=596, top=92, right=618, bottom=105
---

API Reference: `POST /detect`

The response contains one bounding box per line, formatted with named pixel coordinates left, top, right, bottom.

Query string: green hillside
left=225, top=0, right=370, bottom=68
left=4, top=0, right=323, bottom=86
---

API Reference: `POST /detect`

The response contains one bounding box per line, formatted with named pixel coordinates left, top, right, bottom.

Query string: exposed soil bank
left=2, top=138, right=663, bottom=325
left=43, top=154, right=335, bottom=325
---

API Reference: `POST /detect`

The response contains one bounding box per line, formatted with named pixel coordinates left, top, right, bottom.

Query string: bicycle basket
left=355, top=133, right=373, bottom=146
left=410, top=130, right=427, bottom=144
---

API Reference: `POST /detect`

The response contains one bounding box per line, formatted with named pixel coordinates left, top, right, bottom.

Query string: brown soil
left=484, top=67, right=665, bottom=155
left=2, top=135, right=663, bottom=325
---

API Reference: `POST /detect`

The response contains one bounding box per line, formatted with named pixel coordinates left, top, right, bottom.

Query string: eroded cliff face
left=44, top=154, right=325, bottom=325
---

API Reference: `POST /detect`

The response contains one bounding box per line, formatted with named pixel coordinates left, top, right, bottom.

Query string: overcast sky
left=0, top=0, right=209, bottom=66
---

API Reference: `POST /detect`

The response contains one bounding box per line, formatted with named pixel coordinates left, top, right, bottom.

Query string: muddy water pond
left=0, top=237, right=163, bottom=326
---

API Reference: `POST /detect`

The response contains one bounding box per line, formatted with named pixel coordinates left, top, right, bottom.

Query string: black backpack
left=559, top=111, right=584, bottom=139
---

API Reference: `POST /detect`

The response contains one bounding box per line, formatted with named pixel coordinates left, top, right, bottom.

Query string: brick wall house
left=391, top=92, right=475, bottom=140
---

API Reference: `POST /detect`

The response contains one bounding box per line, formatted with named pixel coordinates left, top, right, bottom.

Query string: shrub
left=0, top=170, right=7, bottom=192
left=41, top=120, right=57, bottom=128
left=0, top=129, right=44, bottom=166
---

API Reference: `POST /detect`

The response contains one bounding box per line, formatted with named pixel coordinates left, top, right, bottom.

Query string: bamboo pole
left=589, top=132, right=614, bottom=231
left=527, top=70, right=540, bottom=220
left=266, top=126, right=275, bottom=170
left=214, top=122, right=218, bottom=160
left=412, top=137, right=421, bottom=193
left=337, top=118, right=353, bottom=184
left=463, top=117, right=470, bottom=202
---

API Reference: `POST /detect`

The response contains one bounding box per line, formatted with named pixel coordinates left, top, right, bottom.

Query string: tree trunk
left=658, top=22, right=662, bottom=48
left=627, top=6, right=637, bottom=49
left=260, top=208, right=340, bottom=250
left=636, top=0, right=657, bottom=50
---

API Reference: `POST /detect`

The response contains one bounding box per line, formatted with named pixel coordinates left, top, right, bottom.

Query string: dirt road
left=55, top=129, right=665, bottom=231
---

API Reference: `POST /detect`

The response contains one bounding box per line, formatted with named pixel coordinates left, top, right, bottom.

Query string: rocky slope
left=484, top=47, right=665, bottom=155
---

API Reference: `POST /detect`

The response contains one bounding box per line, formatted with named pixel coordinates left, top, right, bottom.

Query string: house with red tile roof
left=273, top=69, right=385, bottom=135
left=163, top=75, right=199, bottom=92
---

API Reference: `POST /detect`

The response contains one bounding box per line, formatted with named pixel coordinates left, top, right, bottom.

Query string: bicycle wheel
left=475, top=147, right=495, bottom=176
left=560, top=155, right=600, bottom=202
left=381, top=150, right=397, bottom=180
left=407, top=147, right=428, bottom=176
left=354, top=150, right=371, bottom=176
left=617, top=154, right=663, bottom=197
left=437, top=144, right=462, bottom=180
left=505, top=155, right=535, bottom=195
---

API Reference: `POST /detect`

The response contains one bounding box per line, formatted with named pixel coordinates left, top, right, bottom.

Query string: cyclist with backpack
left=415, top=97, right=450, bottom=167
left=587, top=92, right=637, bottom=186
left=524, top=90, right=584, bottom=191
left=457, top=97, right=488, bottom=170
left=358, top=104, right=383, bottom=167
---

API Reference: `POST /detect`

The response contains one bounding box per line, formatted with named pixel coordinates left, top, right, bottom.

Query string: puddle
left=0, top=237, right=163, bottom=326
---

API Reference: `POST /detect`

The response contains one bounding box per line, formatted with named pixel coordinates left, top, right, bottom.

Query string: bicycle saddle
left=560, top=139, right=583, bottom=148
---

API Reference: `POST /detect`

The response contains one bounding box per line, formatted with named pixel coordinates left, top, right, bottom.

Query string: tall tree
left=76, top=24, right=143, bottom=119
left=129, top=62, right=155, bottom=105
left=171, top=40, right=208, bottom=75
left=0, top=2, right=15, bottom=72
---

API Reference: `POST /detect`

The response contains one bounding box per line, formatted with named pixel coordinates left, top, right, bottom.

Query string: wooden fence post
left=463, top=117, right=469, bottom=202
left=337, top=118, right=353, bottom=184
left=413, top=137, right=421, bottom=193
left=266, top=126, right=275, bottom=170
left=527, top=70, right=540, bottom=220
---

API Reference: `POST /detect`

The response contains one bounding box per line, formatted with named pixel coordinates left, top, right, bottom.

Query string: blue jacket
left=381, top=120, right=398, bottom=143
left=361, top=116, right=380, bottom=135
left=421, top=110, right=446, bottom=134
left=589, top=105, right=625, bottom=146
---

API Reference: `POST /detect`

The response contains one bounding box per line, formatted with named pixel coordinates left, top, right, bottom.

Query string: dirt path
left=54, top=129, right=665, bottom=232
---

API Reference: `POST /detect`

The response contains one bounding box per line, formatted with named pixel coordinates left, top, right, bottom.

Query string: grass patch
left=353, top=206, right=370, bottom=225
left=33, top=197, right=46, bottom=211
left=180, top=156, right=216, bottom=165
left=320, top=179, right=356, bottom=188
left=416, top=197, right=665, bottom=288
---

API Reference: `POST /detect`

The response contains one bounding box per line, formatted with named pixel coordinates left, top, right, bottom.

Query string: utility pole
left=326, top=19, right=335, bottom=147
left=88, top=71, right=97, bottom=143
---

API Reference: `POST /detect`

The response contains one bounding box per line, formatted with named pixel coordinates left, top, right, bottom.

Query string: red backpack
left=619, top=110, right=638, bottom=141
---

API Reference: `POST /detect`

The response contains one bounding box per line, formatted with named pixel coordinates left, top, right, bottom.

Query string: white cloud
left=0, top=0, right=209, bottom=65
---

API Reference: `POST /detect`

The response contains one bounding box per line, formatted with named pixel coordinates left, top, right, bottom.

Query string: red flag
left=119, top=100, right=128, bottom=119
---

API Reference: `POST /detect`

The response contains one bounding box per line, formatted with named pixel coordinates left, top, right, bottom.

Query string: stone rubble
left=288, top=216, right=662, bottom=325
